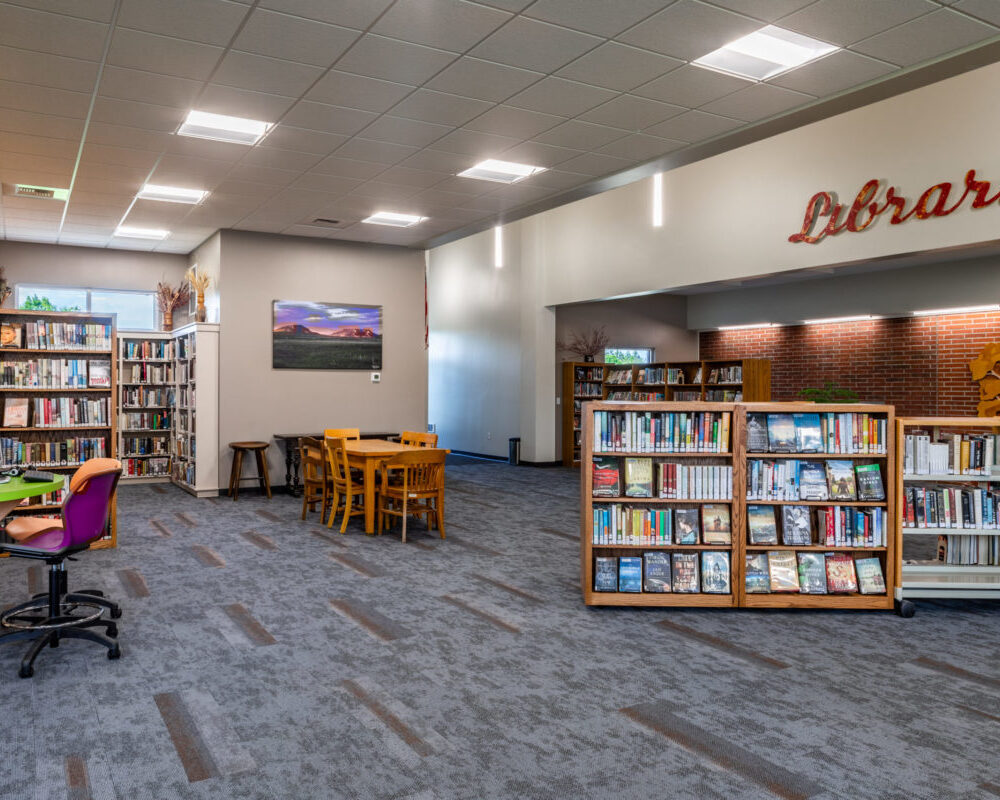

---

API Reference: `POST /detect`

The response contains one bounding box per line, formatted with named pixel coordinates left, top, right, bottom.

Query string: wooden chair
left=325, top=437, right=365, bottom=533
left=324, top=428, right=360, bottom=440
left=377, top=449, right=446, bottom=543
left=400, top=431, right=438, bottom=448
left=299, top=437, right=328, bottom=520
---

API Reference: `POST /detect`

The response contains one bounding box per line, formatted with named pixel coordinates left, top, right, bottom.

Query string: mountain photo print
left=272, top=301, right=383, bottom=370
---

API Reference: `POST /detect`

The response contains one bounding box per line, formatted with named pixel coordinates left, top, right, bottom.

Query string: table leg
left=364, top=459, right=376, bottom=534
left=283, top=441, right=293, bottom=495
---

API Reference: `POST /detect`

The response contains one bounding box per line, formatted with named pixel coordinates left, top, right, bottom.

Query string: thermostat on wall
left=371, top=372, right=381, bottom=383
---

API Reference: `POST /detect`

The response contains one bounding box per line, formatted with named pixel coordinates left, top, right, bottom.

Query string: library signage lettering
left=789, top=169, right=1000, bottom=244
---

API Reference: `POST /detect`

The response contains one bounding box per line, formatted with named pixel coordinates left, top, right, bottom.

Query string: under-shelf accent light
left=652, top=172, right=663, bottom=228
left=178, top=110, right=272, bottom=145
left=362, top=211, right=426, bottom=227
left=694, top=26, right=838, bottom=81
left=912, top=304, right=1000, bottom=316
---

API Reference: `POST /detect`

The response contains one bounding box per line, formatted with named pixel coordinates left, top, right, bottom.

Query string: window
left=604, top=347, right=653, bottom=365
left=16, top=285, right=158, bottom=331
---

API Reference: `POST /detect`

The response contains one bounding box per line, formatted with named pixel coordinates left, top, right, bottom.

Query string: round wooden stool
left=228, top=442, right=272, bottom=501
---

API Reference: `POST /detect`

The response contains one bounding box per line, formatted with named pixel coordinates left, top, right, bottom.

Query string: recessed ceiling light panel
left=114, top=225, right=170, bottom=240
left=137, top=184, right=207, bottom=204
left=362, top=211, right=426, bottom=227
left=178, top=110, right=272, bottom=145
left=458, top=159, right=546, bottom=184
left=694, top=25, right=838, bottom=81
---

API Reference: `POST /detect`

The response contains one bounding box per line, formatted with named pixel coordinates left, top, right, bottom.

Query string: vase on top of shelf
left=156, top=280, right=189, bottom=332
left=185, top=266, right=212, bottom=324
left=555, top=326, right=609, bottom=364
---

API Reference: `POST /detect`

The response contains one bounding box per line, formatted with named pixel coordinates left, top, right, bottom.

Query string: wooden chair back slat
left=300, top=436, right=325, bottom=482
left=324, top=428, right=360, bottom=440
left=325, top=437, right=351, bottom=486
left=400, top=431, right=438, bottom=448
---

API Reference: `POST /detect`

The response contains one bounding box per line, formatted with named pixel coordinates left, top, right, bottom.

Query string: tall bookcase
left=171, top=323, right=219, bottom=497
left=562, top=359, right=771, bottom=466
left=0, top=309, right=117, bottom=548
left=579, top=401, right=896, bottom=611
left=895, top=416, right=1000, bottom=604
left=117, top=331, right=174, bottom=483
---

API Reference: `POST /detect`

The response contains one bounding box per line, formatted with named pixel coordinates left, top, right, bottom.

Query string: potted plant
left=798, top=382, right=859, bottom=403
left=556, top=326, right=610, bottom=362
left=156, top=280, right=190, bottom=331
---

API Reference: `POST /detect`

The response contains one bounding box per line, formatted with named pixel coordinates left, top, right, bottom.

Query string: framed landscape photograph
left=272, top=301, right=383, bottom=370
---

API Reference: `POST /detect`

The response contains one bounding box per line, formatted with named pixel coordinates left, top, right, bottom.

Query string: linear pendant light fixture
left=694, top=25, right=837, bottom=81
left=912, top=304, right=1000, bottom=316
left=137, top=184, right=207, bottom=204
left=362, top=211, right=426, bottom=227
left=803, top=314, right=876, bottom=324
left=717, top=322, right=778, bottom=330
left=458, top=159, right=546, bottom=184
left=178, top=110, right=272, bottom=145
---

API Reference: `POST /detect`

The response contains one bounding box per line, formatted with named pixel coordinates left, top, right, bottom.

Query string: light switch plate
left=371, top=372, right=381, bottom=383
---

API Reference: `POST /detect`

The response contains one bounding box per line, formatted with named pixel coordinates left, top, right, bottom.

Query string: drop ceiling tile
left=281, top=101, right=378, bottom=135
left=0, top=109, right=84, bottom=140
left=374, top=166, right=452, bottom=188
left=81, top=143, right=161, bottom=170
left=310, top=156, right=387, bottom=179
left=618, top=0, right=762, bottom=61
left=117, top=0, right=248, bottom=46
left=499, top=140, right=584, bottom=168
left=167, top=134, right=250, bottom=160
left=76, top=161, right=150, bottom=185
left=464, top=105, right=564, bottom=139
left=351, top=181, right=424, bottom=202
left=213, top=51, right=324, bottom=96
left=425, top=57, right=543, bottom=103
left=335, top=35, right=457, bottom=84
left=0, top=132, right=79, bottom=159
left=0, top=152, right=74, bottom=179
left=306, top=71, right=414, bottom=113
left=4, top=0, right=117, bottom=23
left=73, top=175, right=140, bottom=196
left=400, top=149, right=475, bottom=173
left=241, top=146, right=324, bottom=171
left=430, top=128, right=521, bottom=157
left=469, top=17, right=603, bottom=73
left=214, top=177, right=283, bottom=196
left=70, top=188, right=138, bottom=206
left=98, top=66, right=201, bottom=108
left=126, top=198, right=195, bottom=223
left=634, top=64, right=750, bottom=106
left=108, top=28, right=225, bottom=80
left=534, top=120, right=629, bottom=150
left=0, top=4, right=108, bottom=61
left=61, top=223, right=115, bottom=236
left=597, top=132, right=685, bottom=160
left=579, top=94, right=686, bottom=131
left=198, top=84, right=296, bottom=121
left=152, top=154, right=233, bottom=184
left=258, top=125, right=348, bottom=155
left=0, top=46, right=100, bottom=93
left=227, top=163, right=302, bottom=186
left=507, top=77, right=617, bottom=118
left=954, top=0, right=1000, bottom=25
left=852, top=8, right=997, bottom=67
left=388, top=89, right=494, bottom=127
left=781, top=0, right=937, bottom=47
left=525, top=0, right=672, bottom=37
left=700, top=82, right=815, bottom=121
left=92, top=97, right=186, bottom=132
left=0, top=79, right=90, bottom=118
left=333, top=137, right=420, bottom=165
left=769, top=50, right=896, bottom=95
left=233, top=8, right=358, bottom=66
left=282, top=223, right=334, bottom=237
left=257, top=0, right=393, bottom=29
left=644, top=109, right=742, bottom=141
left=426, top=175, right=495, bottom=195
left=358, top=115, right=455, bottom=148
left=556, top=43, right=683, bottom=92
left=705, top=0, right=818, bottom=21
left=372, top=0, right=512, bottom=52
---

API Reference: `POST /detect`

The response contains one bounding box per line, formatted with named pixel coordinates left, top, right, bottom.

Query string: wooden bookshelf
left=895, top=416, right=1000, bottom=610
left=0, top=309, right=117, bottom=549
left=117, top=331, right=174, bottom=483
left=579, top=401, right=896, bottom=611
left=561, top=359, right=770, bottom=466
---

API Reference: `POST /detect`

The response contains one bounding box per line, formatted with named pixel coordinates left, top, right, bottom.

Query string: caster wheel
left=110, top=608, right=122, bottom=620
left=19, top=665, right=33, bottom=679
left=108, top=644, right=122, bottom=660
left=895, top=599, right=916, bottom=618
left=106, top=625, right=118, bottom=638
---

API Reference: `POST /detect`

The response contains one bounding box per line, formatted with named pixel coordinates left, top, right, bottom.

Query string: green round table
left=0, top=475, right=65, bottom=518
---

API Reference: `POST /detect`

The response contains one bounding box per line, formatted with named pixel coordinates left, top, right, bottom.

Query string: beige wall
left=216, top=230, right=428, bottom=488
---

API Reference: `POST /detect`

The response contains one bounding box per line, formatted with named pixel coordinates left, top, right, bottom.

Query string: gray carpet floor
left=1, top=463, right=999, bottom=800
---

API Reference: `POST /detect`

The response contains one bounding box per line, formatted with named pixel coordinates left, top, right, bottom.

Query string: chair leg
left=327, top=489, right=340, bottom=529
left=437, top=492, right=445, bottom=539
left=300, top=488, right=309, bottom=520
left=231, top=450, right=244, bottom=501
left=228, top=451, right=239, bottom=498
left=19, top=631, right=55, bottom=678
left=340, top=492, right=352, bottom=534
left=258, top=451, right=272, bottom=499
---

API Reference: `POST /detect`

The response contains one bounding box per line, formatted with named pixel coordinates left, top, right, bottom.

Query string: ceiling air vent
left=312, top=218, right=341, bottom=226
left=11, top=184, right=69, bottom=201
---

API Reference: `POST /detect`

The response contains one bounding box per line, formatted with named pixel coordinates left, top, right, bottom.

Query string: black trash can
left=508, top=437, right=521, bottom=466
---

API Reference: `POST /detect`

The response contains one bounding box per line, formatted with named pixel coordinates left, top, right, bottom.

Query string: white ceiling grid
left=0, top=0, right=997, bottom=252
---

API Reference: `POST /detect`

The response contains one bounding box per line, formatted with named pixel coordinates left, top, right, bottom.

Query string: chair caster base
left=108, top=643, right=121, bottom=660
left=19, top=665, right=33, bottom=679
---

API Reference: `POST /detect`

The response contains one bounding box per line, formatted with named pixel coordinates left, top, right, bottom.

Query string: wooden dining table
left=342, top=439, right=428, bottom=534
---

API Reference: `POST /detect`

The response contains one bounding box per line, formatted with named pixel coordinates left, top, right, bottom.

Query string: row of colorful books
left=121, top=340, right=176, bottom=360
left=666, top=368, right=686, bottom=384
left=574, top=367, right=603, bottom=381
left=672, top=391, right=700, bottom=401
left=121, top=387, right=174, bottom=408
left=903, top=486, right=1000, bottom=528
left=0, top=436, right=107, bottom=466
left=2, top=396, right=109, bottom=428
left=123, top=363, right=174, bottom=384
left=0, top=359, right=110, bottom=389
left=594, top=410, right=731, bottom=453
left=746, top=552, right=885, bottom=594
left=607, top=391, right=665, bottom=401
left=0, top=321, right=112, bottom=351
left=591, top=503, right=731, bottom=546
left=122, top=456, right=171, bottom=478
left=707, top=366, right=741, bottom=383
left=121, top=437, right=170, bottom=456
left=595, top=552, right=730, bottom=593
left=605, top=369, right=632, bottom=385
left=748, top=504, right=887, bottom=547
left=746, top=459, right=884, bottom=501
left=574, top=382, right=602, bottom=397
left=120, top=411, right=172, bottom=431
left=636, top=367, right=665, bottom=384
left=593, top=457, right=734, bottom=500
left=904, top=432, right=998, bottom=475
left=746, top=412, right=887, bottom=455
left=705, top=389, right=741, bottom=401
left=936, top=534, right=1000, bottom=565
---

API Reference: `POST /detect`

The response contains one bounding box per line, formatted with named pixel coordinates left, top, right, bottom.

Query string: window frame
left=15, top=282, right=160, bottom=331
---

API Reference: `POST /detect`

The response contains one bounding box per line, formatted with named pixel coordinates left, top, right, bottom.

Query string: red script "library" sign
left=788, top=169, right=1000, bottom=244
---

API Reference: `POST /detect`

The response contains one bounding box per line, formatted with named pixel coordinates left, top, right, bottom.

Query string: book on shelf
left=21, top=321, right=112, bottom=351
left=643, top=552, right=671, bottom=592
left=3, top=398, right=28, bottom=428
left=767, top=413, right=796, bottom=453
left=658, top=462, right=733, bottom=500
left=674, top=507, right=700, bottom=544
left=624, top=457, right=653, bottom=497
left=936, top=534, right=1000, bottom=566
left=746, top=413, right=769, bottom=452
left=666, top=368, right=684, bottom=385
left=637, top=367, right=664, bottom=385
left=825, top=460, right=857, bottom=501
left=593, top=410, right=731, bottom=453
left=855, top=463, right=885, bottom=501
left=748, top=504, right=778, bottom=544
left=0, top=323, right=21, bottom=348
left=672, top=552, right=699, bottom=592
left=768, top=550, right=800, bottom=592
left=701, top=503, right=731, bottom=544
left=825, top=554, right=859, bottom=593
left=705, top=389, right=741, bottom=402
left=706, top=365, right=741, bottom=384
left=672, top=391, right=700, bottom=401
left=619, top=556, right=643, bottom=592
left=0, top=436, right=107, bottom=466
left=631, top=392, right=665, bottom=401
left=592, top=505, right=673, bottom=545
left=750, top=412, right=887, bottom=454
left=798, top=461, right=829, bottom=500
left=745, top=553, right=770, bottom=593
left=88, top=361, right=111, bottom=388
left=793, top=413, right=823, bottom=452
left=902, top=485, right=999, bottom=529
left=592, top=456, right=620, bottom=497
left=0, top=358, right=91, bottom=388
left=904, top=432, right=999, bottom=475
left=605, top=368, right=632, bottom=385
left=781, top=505, right=812, bottom=545
left=575, top=382, right=602, bottom=397
left=815, top=506, right=885, bottom=547
left=594, top=557, right=618, bottom=591
left=701, top=551, right=730, bottom=593
left=797, top=553, right=828, bottom=594
left=855, top=557, right=886, bottom=594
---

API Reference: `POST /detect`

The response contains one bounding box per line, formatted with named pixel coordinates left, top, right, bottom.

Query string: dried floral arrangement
left=156, top=280, right=190, bottom=329
left=556, top=326, right=610, bottom=361
left=0, top=267, right=10, bottom=306
left=185, top=266, right=212, bottom=294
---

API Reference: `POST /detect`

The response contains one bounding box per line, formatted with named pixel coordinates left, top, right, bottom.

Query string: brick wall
left=699, top=312, right=1000, bottom=416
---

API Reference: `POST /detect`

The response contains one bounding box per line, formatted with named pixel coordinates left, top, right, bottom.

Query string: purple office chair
left=0, top=459, right=123, bottom=678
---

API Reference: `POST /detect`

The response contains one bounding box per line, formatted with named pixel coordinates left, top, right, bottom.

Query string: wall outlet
left=370, top=372, right=381, bottom=383
left=427, top=423, right=436, bottom=433
left=556, top=397, right=560, bottom=405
